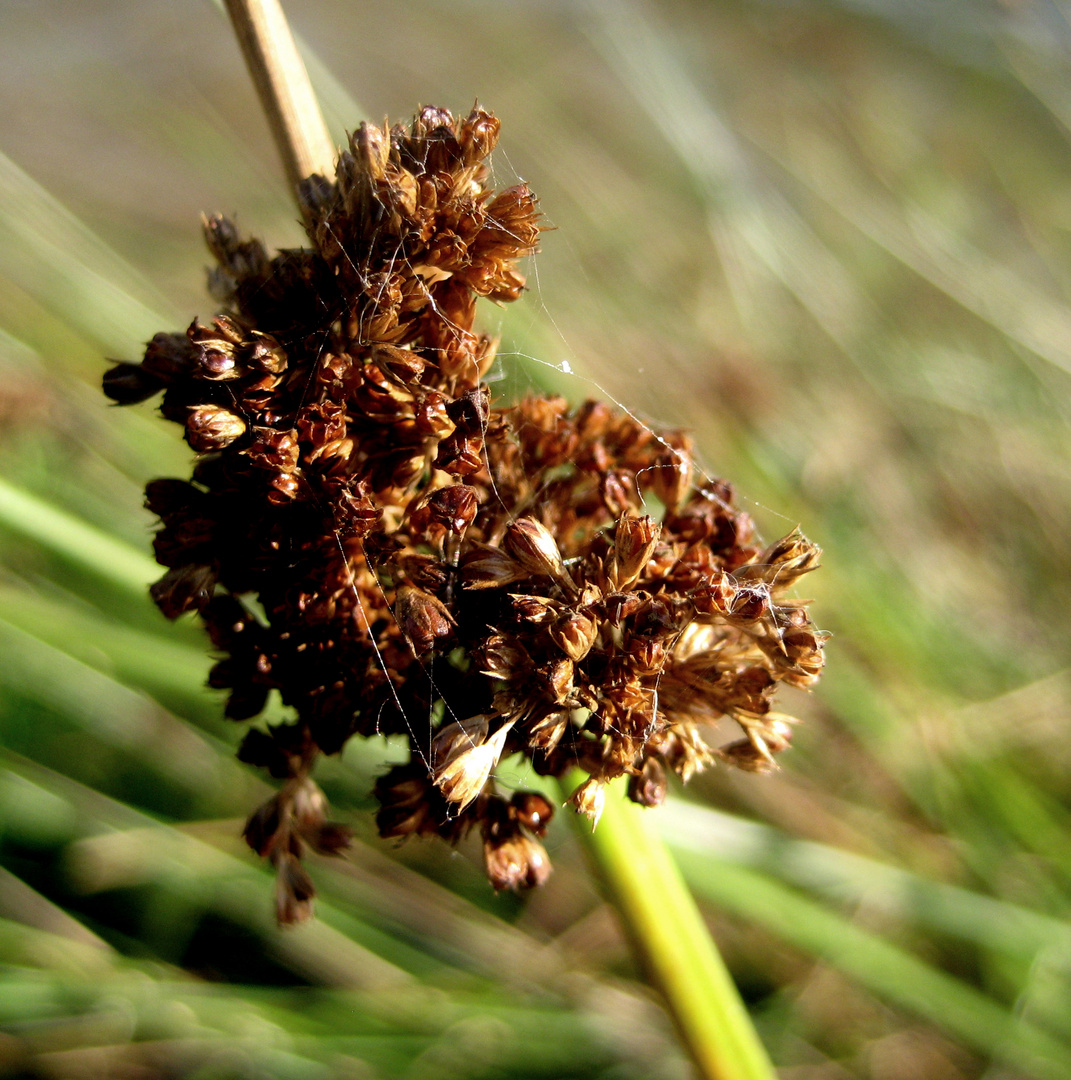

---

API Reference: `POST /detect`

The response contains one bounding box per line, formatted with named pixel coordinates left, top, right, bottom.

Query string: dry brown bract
left=104, top=105, right=825, bottom=922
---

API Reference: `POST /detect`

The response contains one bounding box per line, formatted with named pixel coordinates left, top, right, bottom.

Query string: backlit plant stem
left=223, top=0, right=335, bottom=192
left=572, top=772, right=777, bottom=1080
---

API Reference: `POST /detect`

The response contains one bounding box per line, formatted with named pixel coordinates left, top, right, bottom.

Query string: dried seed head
left=106, top=102, right=823, bottom=909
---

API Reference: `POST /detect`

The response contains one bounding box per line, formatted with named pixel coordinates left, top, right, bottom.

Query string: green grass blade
left=675, top=851, right=1071, bottom=1080
left=0, top=477, right=159, bottom=599
left=660, top=799, right=1071, bottom=969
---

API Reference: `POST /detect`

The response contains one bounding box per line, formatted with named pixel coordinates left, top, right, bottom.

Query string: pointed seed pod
left=608, top=514, right=660, bottom=591
left=569, top=777, right=606, bottom=829
left=432, top=716, right=515, bottom=810
left=504, top=518, right=572, bottom=589
left=550, top=612, right=598, bottom=662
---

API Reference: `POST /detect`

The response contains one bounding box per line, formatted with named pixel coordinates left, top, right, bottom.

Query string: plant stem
left=222, top=0, right=335, bottom=192
left=569, top=772, right=777, bottom=1080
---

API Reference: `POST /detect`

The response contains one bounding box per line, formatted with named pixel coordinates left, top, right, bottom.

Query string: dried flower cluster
left=104, top=105, right=825, bottom=921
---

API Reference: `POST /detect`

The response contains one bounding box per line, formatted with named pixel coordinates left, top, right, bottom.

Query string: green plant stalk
left=567, top=771, right=776, bottom=1080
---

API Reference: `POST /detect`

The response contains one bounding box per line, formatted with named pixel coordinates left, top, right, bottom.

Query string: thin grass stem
left=567, top=771, right=776, bottom=1080
left=222, top=0, right=336, bottom=192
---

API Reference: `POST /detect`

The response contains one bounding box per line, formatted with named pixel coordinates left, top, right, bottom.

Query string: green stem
left=568, top=771, right=776, bottom=1080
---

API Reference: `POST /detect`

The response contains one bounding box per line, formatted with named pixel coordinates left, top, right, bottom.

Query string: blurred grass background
left=2, top=0, right=1071, bottom=1077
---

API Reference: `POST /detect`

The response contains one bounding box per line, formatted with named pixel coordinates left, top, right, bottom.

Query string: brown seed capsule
left=426, top=484, right=478, bottom=535
left=550, top=612, right=598, bottom=662
left=527, top=709, right=570, bottom=753
left=504, top=518, right=571, bottom=588
left=185, top=404, right=247, bottom=451
left=601, top=470, right=639, bottom=518
left=414, top=390, right=456, bottom=439
left=718, top=738, right=777, bottom=774
left=544, top=657, right=575, bottom=703
left=510, top=791, right=555, bottom=836
left=627, top=635, right=665, bottom=676
left=435, top=432, right=483, bottom=476
left=460, top=543, right=527, bottom=590
left=628, top=756, right=668, bottom=808
left=243, top=794, right=282, bottom=858
left=649, top=448, right=693, bottom=512
left=484, top=831, right=551, bottom=892
left=477, top=632, right=528, bottom=680
left=150, top=564, right=216, bottom=619
left=267, top=472, right=301, bottom=504
left=373, top=767, right=440, bottom=840
left=599, top=591, right=645, bottom=626
left=189, top=318, right=243, bottom=380
left=735, top=528, right=822, bottom=590
left=305, top=822, right=353, bottom=856
left=245, top=335, right=288, bottom=374
left=394, top=584, right=454, bottom=654
left=246, top=428, right=299, bottom=471
left=608, top=514, right=660, bottom=591
left=728, top=584, right=771, bottom=622
left=141, top=331, right=197, bottom=382
left=691, top=571, right=736, bottom=617
left=781, top=627, right=827, bottom=687
left=372, top=343, right=425, bottom=385
left=510, top=593, right=562, bottom=624
left=458, top=105, right=501, bottom=166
